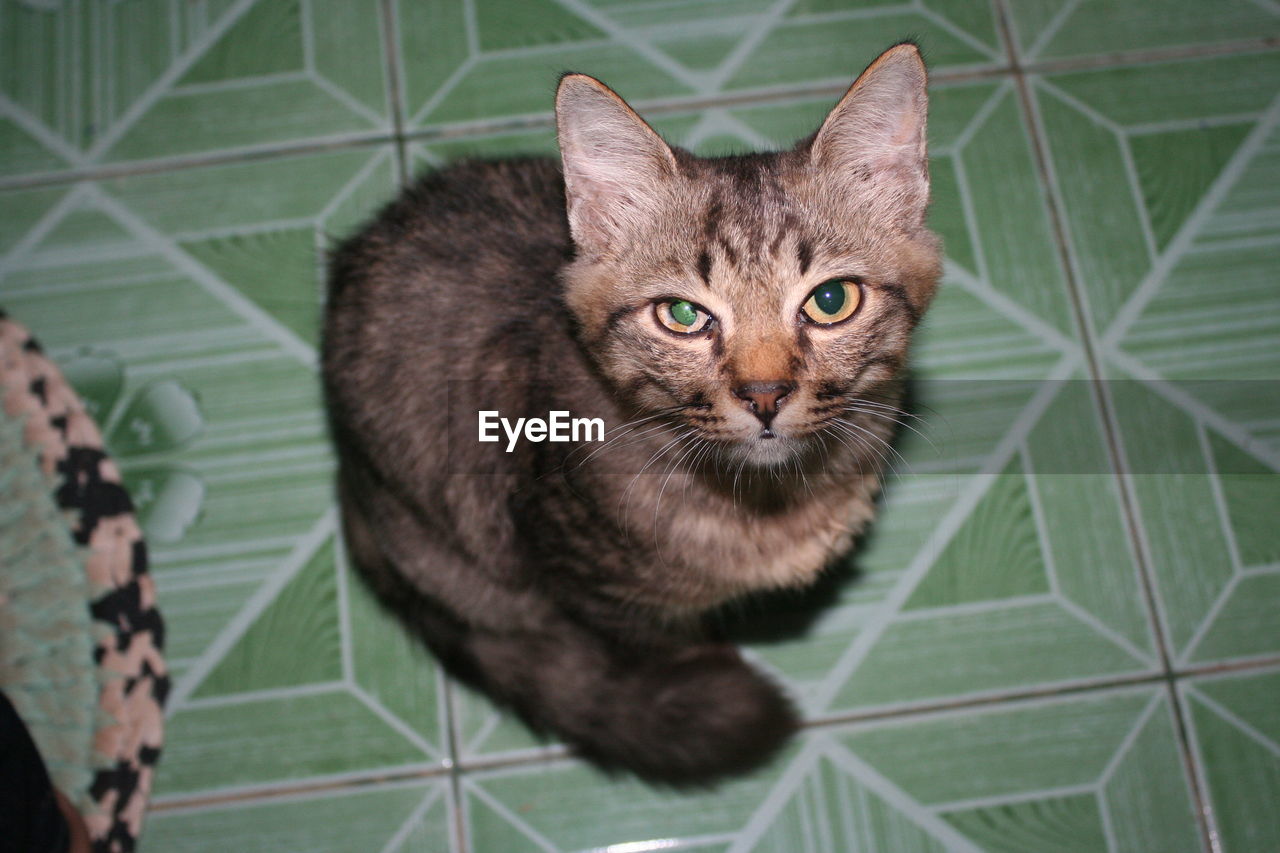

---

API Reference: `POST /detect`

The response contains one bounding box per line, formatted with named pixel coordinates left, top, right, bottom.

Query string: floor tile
left=395, top=0, right=1006, bottom=133
left=0, top=0, right=392, bottom=176
left=460, top=686, right=1200, bottom=852
left=1007, top=0, right=1280, bottom=65
left=3, top=2, right=1276, bottom=846
left=1182, top=667, right=1280, bottom=853
left=1033, top=53, right=1280, bottom=668
left=0, top=146, right=451, bottom=797
left=140, top=780, right=453, bottom=853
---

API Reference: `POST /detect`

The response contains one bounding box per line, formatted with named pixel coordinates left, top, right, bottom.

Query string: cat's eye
left=656, top=299, right=713, bottom=334
left=801, top=279, right=861, bottom=325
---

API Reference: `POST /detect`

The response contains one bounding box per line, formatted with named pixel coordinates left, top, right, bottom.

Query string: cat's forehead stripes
left=690, top=164, right=810, bottom=293
left=795, top=238, right=813, bottom=276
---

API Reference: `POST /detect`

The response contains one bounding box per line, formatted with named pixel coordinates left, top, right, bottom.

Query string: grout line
left=993, top=4, right=1218, bottom=850
left=1017, top=35, right=1280, bottom=74
left=1175, top=682, right=1227, bottom=853
left=1166, top=682, right=1226, bottom=853
left=1174, top=654, right=1280, bottom=680
left=378, top=0, right=409, bottom=186
left=802, top=670, right=1167, bottom=731
left=149, top=763, right=454, bottom=813
left=0, top=130, right=397, bottom=192
left=448, top=765, right=468, bottom=853
left=440, top=676, right=469, bottom=853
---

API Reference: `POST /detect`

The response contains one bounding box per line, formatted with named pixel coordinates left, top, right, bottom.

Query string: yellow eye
left=657, top=299, right=712, bottom=334
left=801, top=279, right=861, bottom=325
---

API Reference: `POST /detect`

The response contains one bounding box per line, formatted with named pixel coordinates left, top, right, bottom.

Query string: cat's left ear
left=556, top=73, right=678, bottom=259
left=808, top=43, right=930, bottom=226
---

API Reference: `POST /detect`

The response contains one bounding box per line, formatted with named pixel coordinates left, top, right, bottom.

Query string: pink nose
left=733, top=382, right=793, bottom=426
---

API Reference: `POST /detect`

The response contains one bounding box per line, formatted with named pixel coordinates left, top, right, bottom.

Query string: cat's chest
left=626, top=480, right=879, bottom=609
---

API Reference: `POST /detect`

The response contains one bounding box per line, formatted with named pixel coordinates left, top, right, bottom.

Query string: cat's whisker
left=829, top=418, right=908, bottom=479
left=843, top=397, right=919, bottom=418
left=617, top=427, right=696, bottom=536
left=579, top=419, right=678, bottom=468
left=652, top=433, right=707, bottom=565
left=730, top=452, right=749, bottom=509
left=824, top=423, right=884, bottom=479
left=679, top=438, right=716, bottom=509
left=841, top=404, right=936, bottom=453
left=830, top=419, right=900, bottom=475
left=565, top=407, right=686, bottom=470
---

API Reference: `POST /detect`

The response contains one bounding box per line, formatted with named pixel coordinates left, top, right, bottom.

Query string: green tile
left=840, top=689, right=1168, bottom=803
left=1185, top=669, right=1280, bottom=853
left=0, top=148, right=416, bottom=806
left=0, top=119, right=70, bottom=179
left=464, top=753, right=787, bottom=852
left=142, top=781, right=450, bottom=853
left=590, top=0, right=774, bottom=29
left=1129, top=123, right=1253, bottom=252
left=347, top=562, right=450, bottom=749
left=1037, top=53, right=1280, bottom=670
left=473, top=0, right=607, bottom=50
left=1050, top=53, right=1280, bottom=128
left=903, top=459, right=1052, bottom=610
left=941, top=793, right=1107, bottom=853
left=1211, top=432, right=1280, bottom=567
left=191, top=535, right=342, bottom=698
left=1037, top=54, right=1280, bottom=335
left=0, top=186, right=68, bottom=254
left=1188, top=573, right=1280, bottom=664
left=461, top=689, right=1200, bottom=851
left=179, top=227, right=324, bottom=345
left=413, top=44, right=695, bottom=127
left=159, top=579, right=268, bottom=664
left=183, top=0, right=306, bottom=84
left=155, top=689, right=433, bottom=796
left=1010, top=0, right=1280, bottom=63
left=829, top=600, right=1147, bottom=710
left=0, top=0, right=391, bottom=171
left=399, top=2, right=1005, bottom=133
left=722, top=13, right=999, bottom=91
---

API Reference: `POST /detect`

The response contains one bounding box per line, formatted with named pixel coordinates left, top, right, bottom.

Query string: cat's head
left=557, top=44, right=941, bottom=467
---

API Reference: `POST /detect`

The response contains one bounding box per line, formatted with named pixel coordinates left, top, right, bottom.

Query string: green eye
left=657, top=299, right=712, bottom=334
left=802, top=279, right=861, bottom=324
left=670, top=300, right=698, bottom=326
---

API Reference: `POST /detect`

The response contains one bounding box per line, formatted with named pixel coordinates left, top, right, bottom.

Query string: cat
left=321, top=42, right=940, bottom=784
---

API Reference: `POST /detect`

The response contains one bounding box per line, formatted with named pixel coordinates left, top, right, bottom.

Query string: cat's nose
left=733, top=382, right=794, bottom=426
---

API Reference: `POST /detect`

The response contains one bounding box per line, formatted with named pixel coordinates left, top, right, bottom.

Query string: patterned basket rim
left=0, top=310, right=168, bottom=853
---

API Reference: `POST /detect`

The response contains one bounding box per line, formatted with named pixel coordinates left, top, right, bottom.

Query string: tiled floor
left=1, top=1, right=1278, bottom=851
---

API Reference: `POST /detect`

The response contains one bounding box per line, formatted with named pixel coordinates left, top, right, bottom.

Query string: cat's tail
left=466, top=625, right=798, bottom=785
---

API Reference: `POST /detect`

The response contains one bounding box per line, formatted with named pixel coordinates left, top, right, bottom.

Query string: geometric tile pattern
left=0, top=0, right=1277, bottom=850
left=1033, top=52, right=1280, bottom=669
left=462, top=687, right=1199, bottom=852
left=1182, top=667, right=1280, bottom=853
left=1006, top=0, right=1279, bottom=64
left=0, top=0, right=392, bottom=176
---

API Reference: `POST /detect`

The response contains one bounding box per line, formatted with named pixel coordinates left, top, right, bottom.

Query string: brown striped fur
left=322, top=44, right=940, bottom=784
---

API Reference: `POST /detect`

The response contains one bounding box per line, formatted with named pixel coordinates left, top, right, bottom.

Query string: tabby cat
left=321, top=43, right=940, bottom=784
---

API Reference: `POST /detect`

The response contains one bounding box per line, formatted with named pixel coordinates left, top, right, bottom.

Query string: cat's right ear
left=807, top=43, right=930, bottom=227
left=556, top=74, right=678, bottom=259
